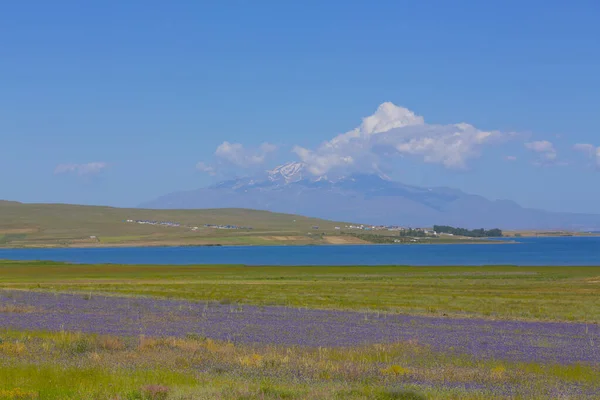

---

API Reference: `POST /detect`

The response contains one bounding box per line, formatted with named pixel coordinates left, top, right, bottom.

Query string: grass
left=1, top=262, right=599, bottom=398
left=0, top=329, right=596, bottom=399
left=98, top=235, right=148, bottom=244
left=0, top=201, right=506, bottom=247
left=1, top=262, right=600, bottom=322
left=0, top=202, right=349, bottom=247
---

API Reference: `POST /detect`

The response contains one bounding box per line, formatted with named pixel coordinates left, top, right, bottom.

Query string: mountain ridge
left=140, top=164, right=600, bottom=230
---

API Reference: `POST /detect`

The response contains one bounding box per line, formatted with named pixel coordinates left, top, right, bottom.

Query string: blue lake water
left=0, top=237, right=599, bottom=265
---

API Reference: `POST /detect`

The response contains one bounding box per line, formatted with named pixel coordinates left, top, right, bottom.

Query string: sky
left=1, top=0, right=600, bottom=213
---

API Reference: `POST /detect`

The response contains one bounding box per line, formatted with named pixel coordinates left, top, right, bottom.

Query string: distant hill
left=140, top=162, right=600, bottom=230
left=0, top=201, right=343, bottom=233
left=0, top=201, right=347, bottom=247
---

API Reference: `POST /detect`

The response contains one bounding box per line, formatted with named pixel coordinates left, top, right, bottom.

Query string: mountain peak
left=267, top=162, right=307, bottom=184
left=141, top=163, right=600, bottom=230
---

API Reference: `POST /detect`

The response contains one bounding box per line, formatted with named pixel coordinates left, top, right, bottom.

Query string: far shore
left=6, top=231, right=600, bottom=250
left=0, top=238, right=517, bottom=250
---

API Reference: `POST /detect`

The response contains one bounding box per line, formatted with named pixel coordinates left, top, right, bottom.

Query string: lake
left=1, top=237, right=600, bottom=265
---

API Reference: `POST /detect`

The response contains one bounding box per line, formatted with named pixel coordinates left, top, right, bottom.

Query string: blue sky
left=1, top=0, right=599, bottom=213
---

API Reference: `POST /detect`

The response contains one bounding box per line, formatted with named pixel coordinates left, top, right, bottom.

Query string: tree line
left=433, top=225, right=503, bottom=238
left=398, top=228, right=428, bottom=237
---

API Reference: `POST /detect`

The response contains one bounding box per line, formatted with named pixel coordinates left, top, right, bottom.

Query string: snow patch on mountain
left=267, top=162, right=307, bottom=184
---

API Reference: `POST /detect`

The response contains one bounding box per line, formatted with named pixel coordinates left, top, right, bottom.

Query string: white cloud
left=196, top=141, right=278, bottom=175
left=196, top=162, right=217, bottom=176
left=293, top=102, right=504, bottom=175
left=505, top=155, right=517, bottom=161
left=525, top=140, right=555, bottom=154
left=259, top=142, right=278, bottom=154
left=54, top=162, right=108, bottom=176
left=574, top=143, right=596, bottom=156
left=525, top=140, right=559, bottom=165
left=214, top=141, right=277, bottom=168
left=574, top=143, right=600, bottom=166
left=292, top=146, right=354, bottom=176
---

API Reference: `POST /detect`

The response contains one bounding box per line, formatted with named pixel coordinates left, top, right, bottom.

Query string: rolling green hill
left=0, top=201, right=354, bottom=247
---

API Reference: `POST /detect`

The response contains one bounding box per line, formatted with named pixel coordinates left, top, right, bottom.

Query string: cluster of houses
left=203, top=224, right=252, bottom=230
left=343, top=224, right=438, bottom=235
left=124, top=218, right=439, bottom=236
left=126, top=219, right=181, bottom=227
left=344, top=224, right=397, bottom=231
left=344, top=224, right=403, bottom=232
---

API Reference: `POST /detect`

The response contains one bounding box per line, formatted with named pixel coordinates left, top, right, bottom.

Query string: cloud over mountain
left=293, top=102, right=504, bottom=176
left=146, top=104, right=600, bottom=229
left=196, top=102, right=591, bottom=177
left=215, top=141, right=277, bottom=167
left=195, top=162, right=217, bottom=175
left=198, top=142, right=278, bottom=174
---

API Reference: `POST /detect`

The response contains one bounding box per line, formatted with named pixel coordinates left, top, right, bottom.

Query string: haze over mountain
left=140, top=161, right=600, bottom=230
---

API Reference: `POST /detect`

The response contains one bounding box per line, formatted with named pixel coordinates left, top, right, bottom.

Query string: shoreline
left=0, top=239, right=515, bottom=250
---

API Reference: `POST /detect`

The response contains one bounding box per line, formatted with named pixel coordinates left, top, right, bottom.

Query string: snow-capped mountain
left=267, top=162, right=307, bottom=184
left=139, top=103, right=600, bottom=229
left=140, top=163, right=600, bottom=230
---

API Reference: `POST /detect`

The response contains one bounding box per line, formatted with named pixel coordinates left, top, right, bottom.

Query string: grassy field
left=1, top=262, right=600, bottom=322
left=1, top=329, right=596, bottom=400
left=0, top=201, right=507, bottom=247
left=1, top=262, right=599, bottom=399
left=0, top=201, right=355, bottom=248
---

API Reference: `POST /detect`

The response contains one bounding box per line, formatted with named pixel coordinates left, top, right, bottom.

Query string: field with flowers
left=0, top=261, right=599, bottom=399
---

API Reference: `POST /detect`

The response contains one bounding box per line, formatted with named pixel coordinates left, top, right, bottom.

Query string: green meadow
left=1, top=329, right=597, bottom=400
left=0, top=202, right=350, bottom=248
left=1, top=262, right=600, bottom=322
left=0, top=201, right=506, bottom=247
left=1, top=262, right=599, bottom=399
